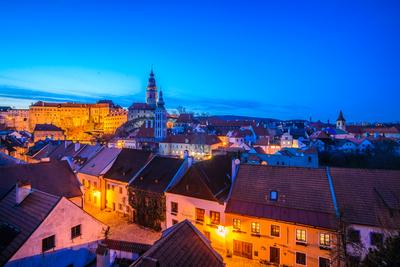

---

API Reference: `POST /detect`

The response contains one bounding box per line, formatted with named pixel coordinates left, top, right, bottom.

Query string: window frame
left=269, top=190, right=278, bottom=201
left=251, top=222, right=260, bottom=234
left=370, top=232, right=383, bottom=246
left=319, top=233, right=331, bottom=247
left=271, top=224, right=280, bottom=237
left=171, top=201, right=178, bottom=214
left=347, top=229, right=361, bottom=243
left=296, top=229, right=307, bottom=243
left=209, top=210, right=220, bottom=225
left=71, top=224, right=81, bottom=239
left=42, top=235, right=56, bottom=253
left=295, top=252, right=307, bottom=265
left=233, top=218, right=241, bottom=231
left=195, top=208, right=205, bottom=223
left=318, top=257, right=330, bottom=267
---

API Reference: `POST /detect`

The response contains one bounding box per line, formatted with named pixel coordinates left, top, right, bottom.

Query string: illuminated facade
left=103, top=108, right=128, bottom=134
left=224, top=214, right=334, bottom=266
left=0, top=108, right=29, bottom=131
left=165, top=155, right=234, bottom=250
left=224, top=164, right=338, bottom=266
left=29, top=101, right=127, bottom=140
left=159, top=134, right=222, bottom=160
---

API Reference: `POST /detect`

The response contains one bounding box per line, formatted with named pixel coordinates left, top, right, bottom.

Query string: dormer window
left=270, top=191, right=278, bottom=201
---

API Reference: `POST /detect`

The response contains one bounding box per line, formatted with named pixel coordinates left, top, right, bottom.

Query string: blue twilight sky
left=0, top=0, right=399, bottom=122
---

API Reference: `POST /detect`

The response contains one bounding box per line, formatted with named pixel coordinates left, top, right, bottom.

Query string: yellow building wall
left=104, top=179, right=130, bottom=215
left=225, top=213, right=335, bottom=267
left=77, top=173, right=102, bottom=209
left=28, top=103, right=123, bottom=140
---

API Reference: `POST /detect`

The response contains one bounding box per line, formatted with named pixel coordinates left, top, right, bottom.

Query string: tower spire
left=146, top=66, right=158, bottom=107
left=157, top=88, right=165, bottom=107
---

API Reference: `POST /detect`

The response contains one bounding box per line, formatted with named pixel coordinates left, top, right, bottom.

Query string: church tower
left=146, top=67, right=158, bottom=107
left=336, top=110, right=346, bottom=131
left=154, top=90, right=167, bottom=141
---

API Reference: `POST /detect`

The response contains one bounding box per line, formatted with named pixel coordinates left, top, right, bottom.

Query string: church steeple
left=157, top=89, right=165, bottom=107
left=336, top=110, right=346, bottom=131
left=146, top=67, right=158, bottom=107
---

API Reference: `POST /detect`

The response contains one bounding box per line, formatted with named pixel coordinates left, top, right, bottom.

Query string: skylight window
left=270, top=190, right=278, bottom=201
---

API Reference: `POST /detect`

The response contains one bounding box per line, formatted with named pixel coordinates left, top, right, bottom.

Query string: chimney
left=74, top=142, right=81, bottom=152
left=16, top=181, right=32, bottom=205
left=231, top=159, right=240, bottom=183
left=40, top=157, right=50, bottom=162
left=96, top=243, right=110, bottom=267
left=145, top=120, right=148, bottom=128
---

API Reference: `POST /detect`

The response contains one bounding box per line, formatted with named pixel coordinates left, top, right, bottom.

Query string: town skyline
left=1, top=1, right=400, bottom=122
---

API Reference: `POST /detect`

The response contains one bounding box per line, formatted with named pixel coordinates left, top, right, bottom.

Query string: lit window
left=210, top=211, right=220, bottom=225
left=196, top=208, right=205, bottom=223
left=233, top=219, right=241, bottom=230
left=271, top=225, right=280, bottom=237
left=251, top=222, right=260, bottom=234
left=296, top=229, right=306, bottom=243
left=320, top=233, right=331, bottom=247
left=296, top=252, right=306, bottom=265
left=71, top=225, right=81, bottom=239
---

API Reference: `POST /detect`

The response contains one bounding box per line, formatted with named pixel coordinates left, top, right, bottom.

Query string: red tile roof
left=163, top=134, right=222, bottom=145
left=226, top=164, right=337, bottom=229
left=167, top=155, right=232, bottom=202
left=175, top=113, right=195, bottom=123
left=104, top=149, right=153, bottom=183
left=129, top=156, right=185, bottom=193
left=102, top=239, right=151, bottom=254
left=135, top=124, right=155, bottom=139
left=0, top=189, right=61, bottom=265
left=329, top=167, right=400, bottom=228
left=33, top=124, right=63, bottom=132
left=364, top=126, right=400, bottom=134
left=131, top=220, right=224, bottom=267
left=129, top=103, right=155, bottom=111
left=31, top=101, right=109, bottom=108
left=253, top=126, right=270, bottom=137
left=0, top=161, right=82, bottom=199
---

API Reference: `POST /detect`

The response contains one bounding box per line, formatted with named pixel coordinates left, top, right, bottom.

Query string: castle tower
left=146, top=67, right=158, bottom=107
left=154, top=90, right=167, bottom=141
left=336, top=110, right=346, bottom=131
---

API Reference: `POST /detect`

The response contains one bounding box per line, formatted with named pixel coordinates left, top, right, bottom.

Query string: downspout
left=326, top=167, right=340, bottom=218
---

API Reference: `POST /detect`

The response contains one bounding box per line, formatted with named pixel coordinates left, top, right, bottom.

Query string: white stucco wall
left=347, top=224, right=396, bottom=259
left=165, top=192, right=227, bottom=249
left=10, top=197, right=107, bottom=261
